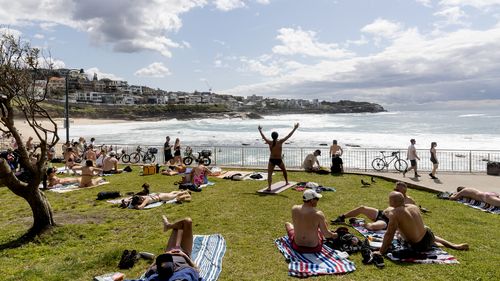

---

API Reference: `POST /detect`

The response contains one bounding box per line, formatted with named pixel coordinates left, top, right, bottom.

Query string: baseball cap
left=303, top=189, right=322, bottom=201
left=109, top=151, right=116, bottom=156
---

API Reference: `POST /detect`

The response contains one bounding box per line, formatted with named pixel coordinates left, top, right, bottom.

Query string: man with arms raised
left=376, top=192, right=468, bottom=257
left=285, top=189, right=337, bottom=253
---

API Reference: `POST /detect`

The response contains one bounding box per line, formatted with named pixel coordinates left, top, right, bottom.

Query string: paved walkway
left=349, top=170, right=500, bottom=193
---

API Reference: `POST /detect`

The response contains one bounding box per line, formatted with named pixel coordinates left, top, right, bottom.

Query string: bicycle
left=129, top=146, right=157, bottom=164
left=371, top=151, right=408, bottom=172
left=182, top=146, right=212, bottom=166
left=114, top=148, right=131, bottom=163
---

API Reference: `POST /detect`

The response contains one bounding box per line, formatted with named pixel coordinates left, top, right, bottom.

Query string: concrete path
left=350, top=170, right=500, bottom=193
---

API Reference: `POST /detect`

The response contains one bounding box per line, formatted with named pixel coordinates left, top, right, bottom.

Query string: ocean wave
left=458, top=114, right=486, bottom=118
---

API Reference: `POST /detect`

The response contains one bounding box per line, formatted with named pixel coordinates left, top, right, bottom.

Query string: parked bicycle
left=183, top=146, right=212, bottom=166
left=113, top=148, right=131, bottom=163
left=372, top=151, right=408, bottom=172
left=129, top=146, right=157, bottom=164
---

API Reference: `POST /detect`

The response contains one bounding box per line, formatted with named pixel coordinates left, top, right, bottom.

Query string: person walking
left=258, top=123, right=299, bottom=191
left=403, top=139, right=420, bottom=178
left=429, top=142, right=438, bottom=179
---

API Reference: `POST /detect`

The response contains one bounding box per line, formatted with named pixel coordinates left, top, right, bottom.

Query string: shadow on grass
left=0, top=230, right=39, bottom=250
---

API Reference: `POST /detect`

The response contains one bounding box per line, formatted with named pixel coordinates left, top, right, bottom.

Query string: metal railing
left=109, top=144, right=499, bottom=173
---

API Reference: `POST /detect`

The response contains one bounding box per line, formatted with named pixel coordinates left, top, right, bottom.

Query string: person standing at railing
left=164, top=136, right=173, bottom=165
left=258, top=123, right=299, bottom=191
left=173, top=138, right=181, bottom=165
left=429, top=142, right=439, bottom=179
left=403, top=139, right=420, bottom=178
left=330, top=140, right=344, bottom=174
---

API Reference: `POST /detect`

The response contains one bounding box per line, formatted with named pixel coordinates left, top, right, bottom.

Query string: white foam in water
left=68, top=109, right=500, bottom=150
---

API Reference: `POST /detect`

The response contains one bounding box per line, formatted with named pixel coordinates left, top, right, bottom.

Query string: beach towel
left=191, top=234, right=226, bottom=281
left=217, top=171, right=252, bottom=179
left=457, top=197, right=500, bottom=214
left=352, top=224, right=458, bottom=264
left=45, top=180, right=109, bottom=193
left=243, top=172, right=268, bottom=181
left=275, top=236, right=356, bottom=278
left=106, top=197, right=178, bottom=209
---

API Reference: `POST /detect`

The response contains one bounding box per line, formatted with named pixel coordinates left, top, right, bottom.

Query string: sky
left=1, top=0, right=500, bottom=110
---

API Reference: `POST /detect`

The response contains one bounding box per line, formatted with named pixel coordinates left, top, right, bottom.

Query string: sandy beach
left=2, top=118, right=127, bottom=147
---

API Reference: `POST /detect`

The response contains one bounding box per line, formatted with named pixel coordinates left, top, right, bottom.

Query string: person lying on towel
left=45, top=167, right=80, bottom=188
left=285, top=189, right=338, bottom=253
left=450, top=186, right=500, bottom=207
left=122, top=216, right=201, bottom=281
left=121, top=191, right=192, bottom=209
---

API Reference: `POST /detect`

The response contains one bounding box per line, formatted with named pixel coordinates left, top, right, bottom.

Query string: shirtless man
left=332, top=182, right=415, bottom=230
left=102, top=151, right=122, bottom=174
left=376, top=192, right=468, bottom=256
left=329, top=140, right=343, bottom=158
left=450, top=186, right=500, bottom=207
left=258, top=123, right=299, bottom=191
left=284, top=189, right=337, bottom=253
left=125, top=191, right=192, bottom=209
left=73, top=160, right=104, bottom=188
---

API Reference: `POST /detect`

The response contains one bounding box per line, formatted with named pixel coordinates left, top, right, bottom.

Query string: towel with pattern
left=45, top=180, right=109, bottom=193
left=275, top=236, right=356, bottom=278
left=352, top=224, right=459, bottom=264
left=191, top=234, right=226, bottom=281
left=458, top=197, right=500, bottom=214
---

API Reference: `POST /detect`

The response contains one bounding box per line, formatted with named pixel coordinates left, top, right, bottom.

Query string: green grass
left=0, top=170, right=499, bottom=281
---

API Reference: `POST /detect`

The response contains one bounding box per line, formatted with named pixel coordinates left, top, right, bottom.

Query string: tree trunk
left=24, top=186, right=55, bottom=236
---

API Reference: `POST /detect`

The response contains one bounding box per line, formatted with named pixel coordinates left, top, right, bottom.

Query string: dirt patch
left=53, top=212, right=106, bottom=225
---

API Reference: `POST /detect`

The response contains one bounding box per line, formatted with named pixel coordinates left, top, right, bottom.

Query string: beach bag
left=97, top=191, right=121, bottom=200
left=142, top=165, right=156, bottom=176
left=123, top=166, right=133, bottom=172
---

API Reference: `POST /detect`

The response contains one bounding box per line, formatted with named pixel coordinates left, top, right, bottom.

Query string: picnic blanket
left=275, top=236, right=356, bottom=278
left=352, top=224, right=459, bottom=264
left=457, top=197, right=500, bottom=214
left=45, top=180, right=109, bottom=193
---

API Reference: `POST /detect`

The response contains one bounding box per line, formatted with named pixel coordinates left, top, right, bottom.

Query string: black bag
left=331, top=157, right=343, bottom=174
left=179, top=183, right=202, bottom=192
left=97, top=191, right=121, bottom=200
left=123, top=166, right=133, bottom=172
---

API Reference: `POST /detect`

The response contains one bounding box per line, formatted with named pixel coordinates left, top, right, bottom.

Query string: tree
left=0, top=32, right=60, bottom=237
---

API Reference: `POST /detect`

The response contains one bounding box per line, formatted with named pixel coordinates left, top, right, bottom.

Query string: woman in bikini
left=173, top=138, right=182, bottom=165
left=258, top=123, right=299, bottom=191
left=191, top=161, right=211, bottom=186
left=45, top=167, right=80, bottom=188
left=72, top=160, right=104, bottom=188
left=124, top=191, right=192, bottom=209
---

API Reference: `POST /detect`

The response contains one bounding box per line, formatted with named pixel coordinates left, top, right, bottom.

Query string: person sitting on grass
left=102, top=151, right=123, bottom=174
left=450, top=186, right=500, bottom=207
left=122, top=191, right=192, bottom=209
left=375, top=192, right=469, bottom=258
left=72, top=159, right=104, bottom=188
left=191, top=160, right=212, bottom=187
left=302, top=149, right=321, bottom=173
left=120, top=216, right=200, bottom=281
left=332, top=182, right=415, bottom=230
left=45, top=167, right=80, bottom=188
left=285, top=189, right=338, bottom=253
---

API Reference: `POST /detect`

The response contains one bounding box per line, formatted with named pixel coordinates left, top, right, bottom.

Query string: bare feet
left=454, top=243, right=469, bottom=251
left=162, top=215, right=170, bottom=232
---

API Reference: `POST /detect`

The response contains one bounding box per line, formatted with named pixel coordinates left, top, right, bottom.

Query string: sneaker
left=373, top=253, right=385, bottom=268
left=331, top=216, right=345, bottom=224
left=361, top=246, right=373, bottom=264
left=402, top=168, right=407, bottom=177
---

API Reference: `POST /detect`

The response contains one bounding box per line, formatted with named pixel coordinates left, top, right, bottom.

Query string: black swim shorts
left=410, top=227, right=435, bottom=252
left=376, top=210, right=389, bottom=224
left=269, top=158, right=283, bottom=166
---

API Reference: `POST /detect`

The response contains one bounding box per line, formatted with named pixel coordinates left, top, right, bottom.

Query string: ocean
left=69, top=109, right=500, bottom=151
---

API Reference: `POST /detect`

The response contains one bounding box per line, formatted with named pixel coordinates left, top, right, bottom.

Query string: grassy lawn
left=0, top=169, right=499, bottom=281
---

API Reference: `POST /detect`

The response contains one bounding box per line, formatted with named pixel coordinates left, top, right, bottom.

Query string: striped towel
left=352, top=224, right=458, bottom=264
left=192, top=234, right=226, bottom=281
left=458, top=198, right=500, bottom=214
left=275, top=236, right=356, bottom=278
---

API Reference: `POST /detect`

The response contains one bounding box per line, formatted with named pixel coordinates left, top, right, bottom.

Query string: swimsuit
left=409, top=227, right=435, bottom=252
left=193, top=173, right=205, bottom=186
left=269, top=158, right=283, bottom=166
left=376, top=210, right=390, bottom=224
left=148, top=193, right=161, bottom=203
left=287, top=227, right=323, bottom=253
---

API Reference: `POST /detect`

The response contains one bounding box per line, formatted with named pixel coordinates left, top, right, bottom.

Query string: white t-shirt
left=303, top=154, right=318, bottom=170
left=407, top=144, right=417, bottom=160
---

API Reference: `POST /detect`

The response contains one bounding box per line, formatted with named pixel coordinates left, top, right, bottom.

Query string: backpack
left=96, top=191, right=121, bottom=200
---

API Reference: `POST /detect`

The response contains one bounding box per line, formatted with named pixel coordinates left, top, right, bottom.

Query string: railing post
left=213, top=146, right=217, bottom=166
left=364, top=149, right=367, bottom=171
left=469, top=150, right=472, bottom=173
left=241, top=147, right=244, bottom=167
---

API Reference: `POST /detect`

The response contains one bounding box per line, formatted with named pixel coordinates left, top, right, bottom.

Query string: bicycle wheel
left=143, top=154, right=155, bottom=164
left=121, top=154, right=130, bottom=163
left=394, top=159, right=408, bottom=172
left=183, top=157, right=193, bottom=165
left=129, top=152, right=140, bottom=164
left=202, top=157, right=211, bottom=166
left=371, top=158, right=386, bottom=171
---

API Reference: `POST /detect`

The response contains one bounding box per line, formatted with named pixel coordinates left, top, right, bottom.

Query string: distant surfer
left=258, top=123, right=299, bottom=191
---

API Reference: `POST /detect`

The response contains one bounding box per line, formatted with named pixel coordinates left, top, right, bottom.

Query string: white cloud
left=272, top=27, right=354, bottom=59
left=214, top=0, right=246, bottom=11
left=361, top=18, right=403, bottom=39
left=34, top=33, right=44, bottom=39
left=38, top=57, right=66, bottom=69
left=434, top=6, right=468, bottom=26
left=439, top=0, right=500, bottom=10
left=255, top=0, right=270, bottom=4
left=86, top=67, right=124, bottom=81
left=0, top=0, right=207, bottom=58
left=0, top=27, right=22, bottom=38
left=416, top=0, right=433, bottom=7
left=134, top=62, right=171, bottom=78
